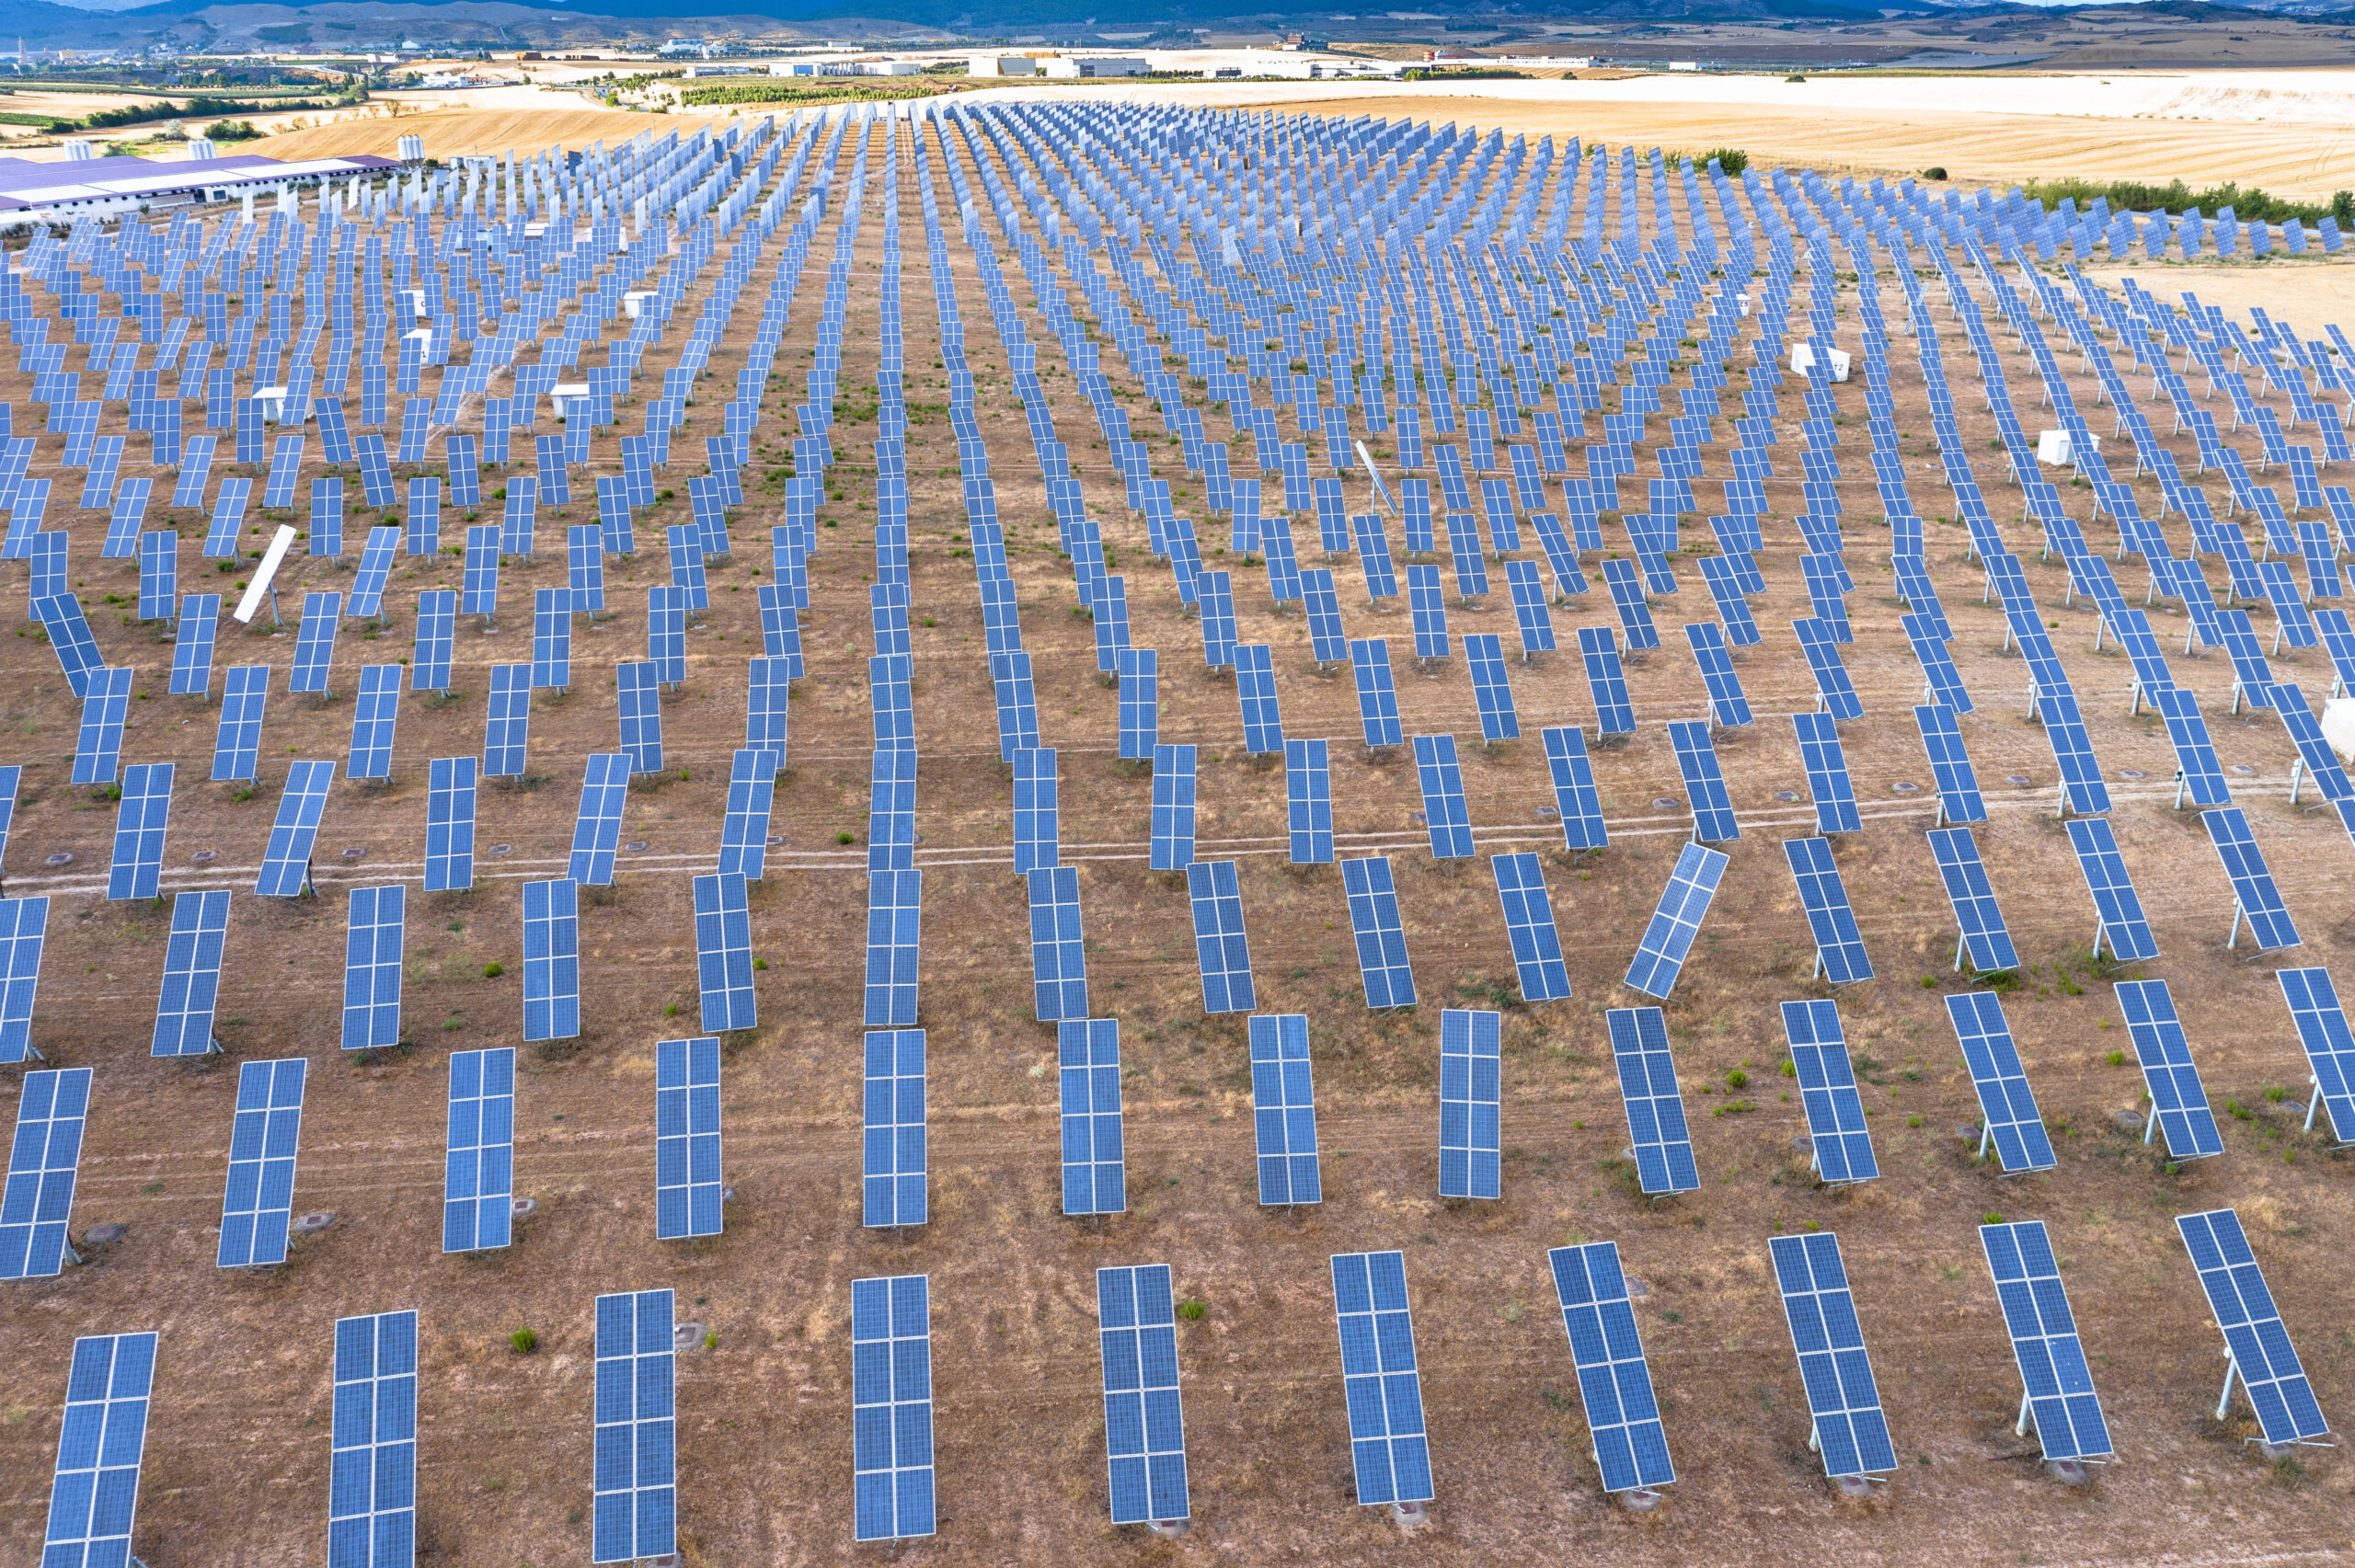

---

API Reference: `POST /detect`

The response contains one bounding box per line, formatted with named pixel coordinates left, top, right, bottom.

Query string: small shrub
left=1726, top=1069, right=1748, bottom=1090
left=1701, top=146, right=1748, bottom=176
left=481, top=962, right=504, bottom=979
left=1922, top=166, right=1948, bottom=181
left=835, top=830, right=856, bottom=844
left=511, top=1327, right=537, bottom=1354
left=1982, top=1212, right=2003, bottom=1225
left=702, top=1331, right=718, bottom=1350
left=2105, top=1050, right=2127, bottom=1067
left=1779, top=1059, right=1798, bottom=1078
left=1177, top=1298, right=1207, bottom=1322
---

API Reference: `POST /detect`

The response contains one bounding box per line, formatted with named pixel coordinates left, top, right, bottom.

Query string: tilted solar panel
left=2175, top=1209, right=2330, bottom=1445
left=1329, top=1250, right=1434, bottom=1505
left=862, top=1028, right=927, bottom=1228
left=1439, top=1008, right=1503, bottom=1199
left=1978, top=1221, right=2112, bottom=1461
left=1767, top=1231, right=1897, bottom=1479
left=1606, top=1006, right=1699, bottom=1195
left=2116, top=978, right=2225, bottom=1159
left=1943, top=992, right=2057, bottom=1174
left=1247, top=1013, right=1323, bottom=1206
left=654, top=1036, right=724, bottom=1240
left=851, top=1275, right=936, bottom=1541
left=443, top=1047, right=514, bottom=1253
left=1548, top=1240, right=1676, bottom=1493
left=1097, top=1264, right=1191, bottom=1526
left=1780, top=1000, right=1879, bottom=1184
left=1060, top=1017, right=1126, bottom=1215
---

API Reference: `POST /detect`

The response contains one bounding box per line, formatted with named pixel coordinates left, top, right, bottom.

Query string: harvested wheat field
left=254, top=102, right=682, bottom=162
left=0, top=96, right=2351, bottom=1568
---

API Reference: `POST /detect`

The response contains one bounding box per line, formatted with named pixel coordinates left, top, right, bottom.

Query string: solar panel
left=1682, top=621, right=1752, bottom=729
left=0, top=1065, right=90, bottom=1278
left=2202, top=806, right=2300, bottom=951
left=1927, top=826, right=2018, bottom=974
left=567, top=753, right=629, bottom=887
left=107, top=761, right=173, bottom=901
left=148, top=887, right=228, bottom=1059
left=2272, top=682, right=2353, bottom=804
left=1624, top=842, right=1729, bottom=999
left=1977, top=1221, right=2112, bottom=1461
left=1465, top=632, right=1522, bottom=743
left=521, top=878, right=580, bottom=1044
left=1118, top=647, right=1158, bottom=759
left=1097, top=1263, right=1191, bottom=1526
left=861, top=1028, right=927, bottom=1228
left=2051, top=816, right=2157, bottom=965
left=1939, top=990, right=2057, bottom=1174
left=692, top=873, right=756, bottom=1031
left=2276, top=967, right=2355, bottom=1145
left=424, top=757, right=476, bottom=893
left=1547, top=1240, right=1676, bottom=1494
left=483, top=665, right=531, bottom=777
left=2030, top=689, right=2109, bottom=818
left=1492, top=851, right=1571, bottom=1001
left=1535, top=726, right=1609, bottom=850
left=1793, top=617, right=1865, bottom=721
left=1599, top=556, right=1660, bottom=649
left=0, top=894, right=51, bottom=1064
left=1779, top=999, right=1879, bottom=1184
left=2175, top=1208, right=2331, bottom=1445
left=530, top=588, right=571, bottom=691
left=1234, top=643, right=1283, bottom=754
left=1578, top=626, right=1637, bottom=737
left=1184, top=860, right=1256, bottom=1014
left=347, top=665, right=401, bottom=783
left=72, top=666, right=132, bottom=786
left=1028, top=865, right=1089, bottom=1022
left=851, top=1275, right=936, bottom=1541
left=1150, top=744, right=1198, bottom=870
left=1349, top=637, right=1404, bottom=750
left=1782, top=836, right=1872, bottom=984
left=1060, top=1017, right=1126, bottom=1215
left=1767, top=1231, right=1897, bottom=1479
left=443, top=1047, right=514, bottom=1253
left=1286, top=738, right=1334, bottom=864
left=170, top=592, right=221, bottom=697
left=1665, top=720, right=1740, bottom=843
left=2115, top=978, right=2226, bottom=1160
left=1247, top=1013, right=1323, bottom=1205
left=1439, top=1007, right=1503, bottom=1199
left=864, top=869, right=923, bottom=1027
left=330, top=1309, right=419, bottom=1568
left=411, top=591, right=454, bottom=692
left=339, top=885, right=405, bottom=1052
left=42, top=1332, right=159, bottom=1568
left=218, top=1057, right=306, bottom=1267
left=592, top=1289, right=677, bottom=1562
left=1605, top=1006, right=1699, bottom=1195
left=655, top=1035, right=724, bottom=1240
left=1011, top=747, right=1059, bottom=873
left=256, top=759, right=334, bottom=898
left=1411, top=734, right=1475, bottom=857
left=1329, top=1250, right=1434, bottom=1506
left=1340, top=856, right=1418, bottom=1009
left=1786, top=712, right=1861, bottom=836
left=2216, top=607, right=2277, bottom=711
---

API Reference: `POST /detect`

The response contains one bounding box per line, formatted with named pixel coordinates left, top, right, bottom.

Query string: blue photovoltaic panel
left=1118, top=647, right=1158, bottom=760
left=2117, top=978, right=2225, bottom=1159
left=107, top=762, right=173, bottom=901
left=347, top=665, right=401, bottom=782
left=616, top=659, right=663, bottom=776
left=1791, top=713, right=1861, bottom=835
left=1060, top=1017, right=1126, bottom=1215
left=1978, top=1221, right=2112, bottom=1462
left=0, top=1065, right=90, bottom=1279
left=1411, top=734, right=1475, bottom=858
left=2175, top=1208, right=2331, bottom=1445
left=1548, top=1241, right=1676, bottom=1493
left=1150, top=744, right=1198, bottom=871
left=1350, top=638, right=1404, bottom=749
left=851, top=1275, right=936, bottom=1542
left=1794, top=617, right=1865, bottom=721
left=1768, top=1231, right=1897, bottom=1479
left=170, top=593, right=221, bottom=697
left=567, top=754, right=629, bottom=887
left=2062, top=818, right=2158, bottom=964
left=149, top=887, right=227, bottom=1058
left=654, top=1036, right=724, bottom=1240
left=2154, top=687, right=2231, bottom=808
left=2203, top=807, right=2300, bottom=951
left=1184, top=861, right=1256, bottom=1014
left=1913, top=704, right=1986, bottom=825
left=2276, top=967, right=2355, bottom=1144
left=1286, top=738, right=1334, bottom=864
left=1928, top=827, right=2019, bottom=974
left=1606, top=1006, right=1699, bottom=1195
left=1013, top=748, right=1059, bottom=873
left=1247, top=1013, right=1322, bottom=1205
left=530, top=589, right=571, bottom=691
left=328, top=1309, right=418, bottom=1568
left=339, top=886, right=405, bottom=1051
left=1668, top=721, right=1740, bottom=843
left=865, top=870, right=923, bottom=1028
left=522, top=878, right=580, bottom=1044
left=692, top=873, right=756, bottom=1032
left=1329, top=1250, right=1434, bottom=1506
left=718, top=750, right=775, bottom=881
left=42, top=1332, right=159, bottom=1568
left=2037, top=690, right=2110, bottom=817
left=1902, top=615, right=1973, bottom=714
left=291, top=591, right=342, bottom=694
left=1599, top=556, right=1660, bottom=650
left=1097, top=1264, right=1191, bottom=1526
left=1492, top=851, right=1571, bottom=1001
left=1943, top=992, right=2057, bottom=1175
left=218, top=1057, right=306, bottom=1267
left=1578, top=626, right=1636, bottom=737
left=1235, top=644, right=1283, bottom=754
left=1465, top=633, right=1521, bottom=742
left=1624, top=843, right=1729, bottom=999
left=256, top=760, right=335, bottom=898
left=72, top=667, right=132, bottom=786
left=1341, top=856, right=1418, bottom=1009
left=484, top=665, right=531, bottom=778
left=2273, top=683, right=2353, bottom=802
left=1542, top=726, right=1609, bottom=850
left=424, top=758, right=476, bottom=893
left=1780, top=999, right=1879, bottom=1184
left=592, top=1288, right=678, bottom=1562
left=442, top=1047, right=514, bottom=1253
left=1784, top=836, right=1873, bottom=985
left=1028, top=866, right=1088, bottom=1022
left=1683, top=621, right=1752, bottom=728
left=212, top=665, right=270, bottom=782
left=862, top=1028, right=927, bottom=1228
left=1439, top=1008, right=1503, bottom=1199
left=411, top=592, right=454, bottom=692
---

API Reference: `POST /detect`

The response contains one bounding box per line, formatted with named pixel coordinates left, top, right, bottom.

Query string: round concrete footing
left=1145, top=1518, right=1190, bottom=1539
left=1619, top=1487, right=1665, bottom=1513
left=673, top=1322, right=708, bottom=1353
left=511, top=1196, right=538, bottom=1219
left=293, top=1211, right=335, bottom=1235
left=2044, top=1459, right=2091, bottom=1486
left=1391, top=1500, right=1430, bottom=1530
left=83, top=1223, right=128, bottom=1247
left=1832, top=1474, right=1875, bottom=1500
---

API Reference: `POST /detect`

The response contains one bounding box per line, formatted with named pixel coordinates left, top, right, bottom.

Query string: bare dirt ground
left=0, top=112, right=2352, bottom=1567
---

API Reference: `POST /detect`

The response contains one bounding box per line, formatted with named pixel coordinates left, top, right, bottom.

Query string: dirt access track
left=0, top=106, right=2352, bottom=1566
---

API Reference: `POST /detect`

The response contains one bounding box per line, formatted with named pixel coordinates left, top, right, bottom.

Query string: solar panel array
left=592, top=1288, right=677, bottom=1563
left=1547, top=1241, right=1675, bottom=1494
left=1096, top=1263, right=1191, bottom=1525
left=1330, top=1250, right=1433, bottom=1506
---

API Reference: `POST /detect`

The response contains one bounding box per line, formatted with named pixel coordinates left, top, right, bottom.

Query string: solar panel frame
left=1541, top=726, right=1609, bottom=849
left=106, top=761, right=173, bottom=901
left=0, top=1065, right=91, bottom=1279
left=1149, top=744, right=1198, bottom=871
left=217, top=1057, right=306, bottom=1267
left=851, top=1274, right=936, bottom=1541
left=1793, top=617, right=1866, bottom=721
left=339, top=885, right=405, bottom=1052
left=1666, top=720, right=1740, bottom=843
left=1927, top=826, right=2020, bottom=974
left=1183, top=860, right=1256, bottom=1014
left=1780, top=999, right=1880, bottom=1185
left=1784, top=836, right=1873, bottom=985
left=149, top=887, right=228, bottom=1058
left=1942, top=991, right=2058, bottom=1174
left=592, top=1288, right=678, bottom=1562
left=1329, top=1250, right=1434, bottom=1506
left=2175, top=1208, right=2331, bottom=1445
left=1411, top=734, right=1476, bottom=858
left=864, top=869, right=923, bottom=1028
left=255, top=759, right=335, bottom=898
left=1439, top=1008, right=1503, bottom=1199
left=654, top=1035, right=725, bottom=1240
left=1578, top=626, right=1637, bottom=736
left=1790, top=713, right=1861, bottom=836
left=1285, top=738, right=1334, bottom=864
left=1247, top=1013, right=1323, bottom=1206
left=692, top=872, right=757, bottom=1032
left=1767, top=1231, right=1898, bottom=1479
left=1059, top=1017, right=1126, bottom=1215
left=424, top=757, right=476, bottom=893
left=521, top=877, right=580, bottom=1044
left=1683, top=621, right=1752, bottom=729
left=1606, top=1006, right=1700, bottom=1195
left=2276, top=967, right=2355, bottom=1145
left=483, top=665, right=532, bottom=778
left=862, top=1028, right=927, bottom=1229
left=1977, top=1221, right=2113, bottom=1461
left=42, top=1331, right=159, bottom=1568
left=566, top=753, right=629, bottom=887
left=1097, top=1263, right=1191, bottom=1526
left=2116, top=978, right=2226, bottom=1159
left=1465, top=632, right=1522, bottom=743
left=1492, top=851, right=1572, bottom=1001
left=1547, top=1240, right=1677, bottom=1493
left=2203, top=806, right=2301, bottom=951
left=442, top=1046, right=515, bottom=1253
left=1340, top=855, right=1419, bottom=1010
left=1623, top=842, right=1729, bottom=998
left=329, top=1309, right=419, bottom=1568
left=1027, top=866, right=1089, bottom=1023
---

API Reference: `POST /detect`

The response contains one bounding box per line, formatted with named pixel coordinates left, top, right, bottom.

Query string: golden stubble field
left=0, top=112, right=2350, bottom=1567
